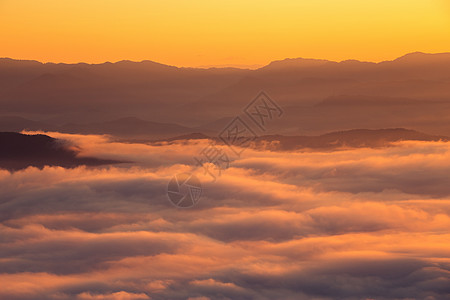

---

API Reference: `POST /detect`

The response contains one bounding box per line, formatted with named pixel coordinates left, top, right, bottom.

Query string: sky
left=1, top=0, right=450, bottom=67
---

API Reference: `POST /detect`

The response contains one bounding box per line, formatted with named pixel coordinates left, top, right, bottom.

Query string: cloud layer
left=1, top=132, right=450, bottom=299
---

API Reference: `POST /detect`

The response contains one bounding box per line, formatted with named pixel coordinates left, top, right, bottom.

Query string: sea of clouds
left=0, top=132, right=449, bottom=300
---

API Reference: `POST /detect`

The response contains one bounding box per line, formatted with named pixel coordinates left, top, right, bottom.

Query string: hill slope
left=0, top=132, right=122, bottom=171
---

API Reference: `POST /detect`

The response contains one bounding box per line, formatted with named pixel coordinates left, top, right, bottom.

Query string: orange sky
left=1, top=0, right=449, bottom=67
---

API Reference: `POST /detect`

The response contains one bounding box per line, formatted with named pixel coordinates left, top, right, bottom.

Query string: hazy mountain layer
left=1, top=52, right=450, bottom=136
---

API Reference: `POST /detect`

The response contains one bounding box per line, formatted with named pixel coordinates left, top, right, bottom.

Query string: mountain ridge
left=2, top=52, right=450, bottom=136
left=3, top=52, right=450, bottom=70
left=150, top=128, right=449, bottom=151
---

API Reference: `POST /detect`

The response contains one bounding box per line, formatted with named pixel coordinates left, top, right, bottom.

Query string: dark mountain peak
left=0, top=132, right=122, bottom=171
left=0, top=131, right=55, bottom=144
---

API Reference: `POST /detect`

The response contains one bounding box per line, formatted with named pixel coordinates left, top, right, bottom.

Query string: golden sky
left=1, top=0, right=449, bottom=67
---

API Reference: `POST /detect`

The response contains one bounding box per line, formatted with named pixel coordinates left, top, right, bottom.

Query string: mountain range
left=153, top=128, right=448, bottom=151
left=1, top=52, right=450, bottom=137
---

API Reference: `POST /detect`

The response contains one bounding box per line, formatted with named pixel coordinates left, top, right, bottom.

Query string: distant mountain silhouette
left=58, top=117, right=201, bottom=138
left=1, top=52, right=450, bottom=136
left=0, top=132, right=122, bottom=171
left=0, top=116, right=214, bottom=139
left=155, top=128, right=448, bottom=151
left=251, top=128, right=448, bottom=151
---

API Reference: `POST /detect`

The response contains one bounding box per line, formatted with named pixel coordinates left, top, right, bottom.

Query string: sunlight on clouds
left=1, top=132, right=450, bottom=299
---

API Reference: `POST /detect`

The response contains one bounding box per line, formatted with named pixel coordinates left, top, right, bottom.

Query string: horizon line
left=1, top=51, right=450, bottom=70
